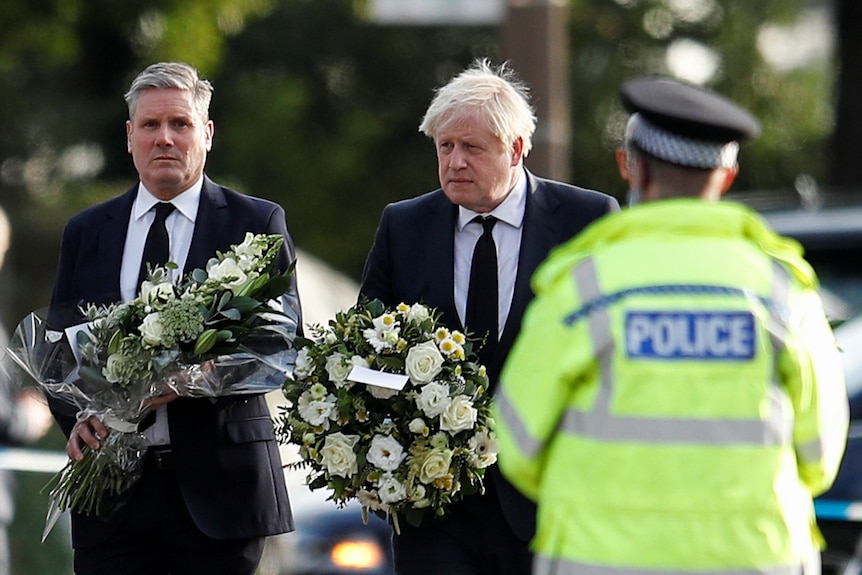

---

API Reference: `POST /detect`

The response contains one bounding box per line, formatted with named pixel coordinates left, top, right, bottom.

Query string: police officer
left=494, top=76, right=848, bottom=575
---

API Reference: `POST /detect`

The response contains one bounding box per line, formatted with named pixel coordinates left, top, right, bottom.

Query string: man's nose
left=449, top=147, right=467, bottom=168
left=155, top=125, right=174, bottom=146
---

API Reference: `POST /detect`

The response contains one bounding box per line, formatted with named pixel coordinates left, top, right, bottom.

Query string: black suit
left=49, top=176, right=298, bottom=573
left=360, top=169, right=619, bottom=573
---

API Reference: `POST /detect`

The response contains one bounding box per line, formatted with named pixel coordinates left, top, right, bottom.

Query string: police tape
left=815, top=500, right=862, bottom=522
left=0, top=447, right=67, bottom=473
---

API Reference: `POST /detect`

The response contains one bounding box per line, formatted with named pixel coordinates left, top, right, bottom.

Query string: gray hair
left=419, top=58, right=536, bottom=156
left=124, top=62, right=213, bottom=123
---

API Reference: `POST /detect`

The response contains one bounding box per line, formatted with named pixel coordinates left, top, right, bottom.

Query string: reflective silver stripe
left=573, top=258, right=614, bottom=414
left=796, top=436, right=824, bottom=464
left=496, top=386, right=543, bottom=458
left=566, top=257, right=793, bottom=447
left=766, top=261, right=790, bottom=354
left=534, top=554, right=803, bottom=575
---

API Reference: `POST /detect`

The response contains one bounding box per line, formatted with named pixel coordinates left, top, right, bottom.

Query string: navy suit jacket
left=49, top=176, right=299, bottom=547
left=360, top=170, right=619, bottom=542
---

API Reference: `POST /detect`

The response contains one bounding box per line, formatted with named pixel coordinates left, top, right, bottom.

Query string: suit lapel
left=426, top=194, right=462, bottom=330
left=93, top=187, right=137, bottom=303
left=185, top=176, right=228, bottom=273
left=501, top=173, right=560, bottom=346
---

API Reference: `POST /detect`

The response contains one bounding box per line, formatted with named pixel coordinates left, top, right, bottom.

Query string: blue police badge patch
left=625, top=311, right=756, bottom=360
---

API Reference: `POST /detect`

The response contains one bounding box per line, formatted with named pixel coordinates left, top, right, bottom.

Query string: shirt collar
left=133, top=177, right=203, bottom=223
left=457, top=167, right=527, bottom=231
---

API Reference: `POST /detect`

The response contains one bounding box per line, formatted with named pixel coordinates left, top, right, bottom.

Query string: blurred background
left=0, top=0, right=857, bottom=572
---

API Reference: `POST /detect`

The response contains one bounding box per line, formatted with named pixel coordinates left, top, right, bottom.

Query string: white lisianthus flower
left=308, top=382, right=328, bottom=400
left=409, top=483, right=427, bottom=502
left=408, top=418, right=430, bottom=436
left=430, top=432, right=449, bottom=449
left=377, top=473, right=407, bottom=504
left=297, top=390, right=335, bottom=427
left=139, top=312, right=165, bottom=347
left=417, top=448, right=453, bottom=484
left=294, top=348, right=312, bottom=378
left=320, top=432, right=359, bottom=477
left=405, top=340, right=444, bottom=384
left=140, top=280, right=175, bottom=304
left=467, top=428, right=498, bottom=468
left=324, top=330, right=338, bottom=345
left=325, top=352, right=352, bottom=384
left=415, top=382, right=451, bottom=418
left=206, top=257, right=248, bottom=291
left=357, top=489, right=387, bottom=511
left=440, top=395, right=478, bottom=433
left=367, top=435, right=407, bottom=471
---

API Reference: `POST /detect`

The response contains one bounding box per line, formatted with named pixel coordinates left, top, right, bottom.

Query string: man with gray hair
left=360, top=58, right=618, bottom=575
left=48, top=61, right=301, bottom=575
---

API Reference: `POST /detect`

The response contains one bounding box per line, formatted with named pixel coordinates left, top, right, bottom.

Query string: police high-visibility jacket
left=495, top=199, right=848, bottom=575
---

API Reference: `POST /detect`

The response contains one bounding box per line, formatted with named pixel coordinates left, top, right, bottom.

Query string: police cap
left=620, top=76, right=761, bottom=169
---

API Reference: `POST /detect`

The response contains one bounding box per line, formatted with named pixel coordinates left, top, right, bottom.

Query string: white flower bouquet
left=4, top=232, right=296, bottom=530
left=276, top=299, right=497, bottom=532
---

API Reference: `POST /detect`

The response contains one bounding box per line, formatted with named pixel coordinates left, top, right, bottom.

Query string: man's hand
left=67, top=416, right=109, bottom=461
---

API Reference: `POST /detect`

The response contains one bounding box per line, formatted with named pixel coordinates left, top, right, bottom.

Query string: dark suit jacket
left=359, top=170, right=619, bottom=541
left=49, top=176, right=299, bottom=548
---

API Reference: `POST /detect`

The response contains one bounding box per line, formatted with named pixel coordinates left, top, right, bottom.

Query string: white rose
left=207, top=257, right=248, bottom=290
left=377, top=473, right=407, bottom=504
left=417, top=448, right=453, bottom=484
left=325, top=353, right=352, bottom=384
left=407, top=303, right=431, bottom=323
left=139, top=312, right=165, bottom=347
left=367, top=435, right=406, bottom=471
left=440, top=395, right=478, bottom=433
left=102, top=353, right=127, bottom=384
left=405, top=340, right=444, bottom=384
left=415, top=382, right=451, bottom=418
left=320, top=432, right=359, bottom=477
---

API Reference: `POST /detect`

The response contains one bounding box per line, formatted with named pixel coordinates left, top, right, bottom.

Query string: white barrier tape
left=0, top=447, right=67, bottom=473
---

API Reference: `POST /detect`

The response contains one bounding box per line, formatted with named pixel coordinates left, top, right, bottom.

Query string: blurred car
left=257, top=486, right=395, bottom=575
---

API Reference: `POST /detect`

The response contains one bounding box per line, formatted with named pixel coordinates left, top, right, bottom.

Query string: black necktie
left=137, top=202, right=175, bottom=287
left=466, top=216, right=498, bottom=366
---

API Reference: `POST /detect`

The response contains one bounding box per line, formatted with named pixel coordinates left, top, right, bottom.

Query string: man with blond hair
left=360, top=58, right=618, bottom=575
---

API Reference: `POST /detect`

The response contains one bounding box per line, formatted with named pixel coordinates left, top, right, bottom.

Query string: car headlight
left=330, top=538, right=386, bottom=570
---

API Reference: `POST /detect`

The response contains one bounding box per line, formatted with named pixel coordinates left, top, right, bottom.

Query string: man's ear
left=615, top=149, right=630, bottom=182
left=718, top=164, right=739, bottom=196
left=510, top=137, right=525, bottom=166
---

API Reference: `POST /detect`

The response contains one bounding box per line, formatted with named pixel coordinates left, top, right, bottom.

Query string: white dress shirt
left=121, top=178, right=203, bottom=445
left=454, top=168, right=527, bottom=339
